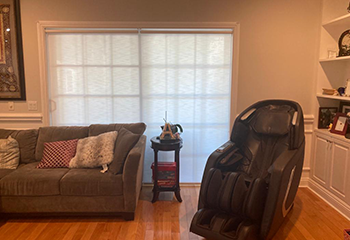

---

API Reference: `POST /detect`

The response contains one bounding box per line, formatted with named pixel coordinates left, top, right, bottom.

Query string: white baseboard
left=308, top=178, right=350, bottom=221
left=299, top=168, right=310, bottom=187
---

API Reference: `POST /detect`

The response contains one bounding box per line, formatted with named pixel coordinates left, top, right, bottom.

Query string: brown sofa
left=0, top=123, right=146, bottom=220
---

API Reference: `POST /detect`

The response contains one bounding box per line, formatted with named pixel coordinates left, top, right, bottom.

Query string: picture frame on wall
left=0, top=0, right=25, bottom=100
left=339, top=101, right=350, bottom=114
left=318, top=107, right=338, bottom=129
left=330, top=113, right=348, bottom=135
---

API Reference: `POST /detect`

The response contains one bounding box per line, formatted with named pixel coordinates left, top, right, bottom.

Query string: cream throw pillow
left=0, top=136, right=20, bottom=169
left=69, top=131, right=118, bottom=169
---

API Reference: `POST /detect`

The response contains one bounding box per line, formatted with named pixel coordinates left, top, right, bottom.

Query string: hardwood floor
left=0, top=187, right=348, bottom=239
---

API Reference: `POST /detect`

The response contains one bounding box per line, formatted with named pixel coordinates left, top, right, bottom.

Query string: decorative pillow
left=69, top=131, right=118, bottom=169
left=36, top=139, right=78, bottom=168
left=109, top=127, right=141, bottom=174
left=0, top=136, right=20, bottom=169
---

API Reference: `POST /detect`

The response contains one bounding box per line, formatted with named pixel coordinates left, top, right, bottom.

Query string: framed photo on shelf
left=0, top=0, right=26, bottom=100
left=339, top=101, right=350, bottom=114
left=318, top=107, right=338, bottom=129
left=338, top=29, right=350, bottom=57
left=330, top=113, right=348, bottom=135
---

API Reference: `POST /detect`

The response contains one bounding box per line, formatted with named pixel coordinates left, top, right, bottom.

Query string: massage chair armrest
left=260, top=144, right=305, bottom=239
left=122, top=135, right=147, bottom=213
left=198, top=140, right=236, bottom=209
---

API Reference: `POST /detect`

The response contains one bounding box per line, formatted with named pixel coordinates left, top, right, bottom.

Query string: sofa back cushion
left=0, top=129, right=38, bottom=163
left=109, top=127, right=141, bottom=174
left=35, top=126, right=89, bottom=161
left=88, top=123, right=146, bottom=136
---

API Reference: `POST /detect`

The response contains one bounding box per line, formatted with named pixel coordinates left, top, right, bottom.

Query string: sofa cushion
left=88, top=123, right=146, bottom=136
left=35, top=126, right=89, bottom=161
left=0, top=162, right=69, bottom=196
left=0, top=169, right=16, bottom=180
left=0, top=136, right=20, bottom=169
left=69, top=131, right=118, bottom=169
left=0, top=129, right=38, bottom=163
left=36, top=139, right=79, bottom=168
left=60, top=168, right=123, bottom=196
left=109, top=127, right=141, bottom=174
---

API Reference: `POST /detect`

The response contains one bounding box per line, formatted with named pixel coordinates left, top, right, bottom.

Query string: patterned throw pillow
left=36, top=139, right=78, bottom=168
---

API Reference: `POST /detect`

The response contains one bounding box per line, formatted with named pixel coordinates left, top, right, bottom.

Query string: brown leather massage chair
left=190, top=100, right=305, bottom=240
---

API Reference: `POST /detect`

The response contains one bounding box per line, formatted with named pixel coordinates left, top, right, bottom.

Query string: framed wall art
left=0, top=0, right=25, bottom=100
left=330, top=113, right=348, bottom=135
left=318, top=107, right=338, bottom=129
left=339, top=101, right=350, bottom=114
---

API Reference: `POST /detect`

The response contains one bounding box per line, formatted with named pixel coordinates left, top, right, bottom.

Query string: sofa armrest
left=122, top=135, right=146, bottom=212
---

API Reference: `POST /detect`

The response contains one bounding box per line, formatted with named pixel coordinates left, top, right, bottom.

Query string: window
left=46, top=27, right=233, bottom=182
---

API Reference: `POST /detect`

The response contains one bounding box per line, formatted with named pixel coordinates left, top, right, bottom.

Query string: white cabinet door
left=312, top=133, right=330, bottom=188
left=329, top=139, right=350, bottom=202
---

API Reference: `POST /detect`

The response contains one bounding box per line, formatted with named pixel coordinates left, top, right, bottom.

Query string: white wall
left=0, top=0, right=322, bottom=118
left=0, top=0, right=323, bottom=182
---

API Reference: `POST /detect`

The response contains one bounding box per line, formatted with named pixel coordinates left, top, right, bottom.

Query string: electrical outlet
left=28, top=101, right=38, bottom=111
left=8, top=102, right=14, bottom=111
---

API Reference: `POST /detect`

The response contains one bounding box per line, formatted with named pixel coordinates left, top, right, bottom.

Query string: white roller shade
left=46, top=29, right=232, bottom=182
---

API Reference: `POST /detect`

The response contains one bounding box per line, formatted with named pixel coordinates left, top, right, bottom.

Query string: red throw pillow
left=36, top=139, right=78, bottom=168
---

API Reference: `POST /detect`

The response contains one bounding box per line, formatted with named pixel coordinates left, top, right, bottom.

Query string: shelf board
left=314, top=129, right=350, bottom=144
left=316, top=93, right=350, bottom=101
left=322, top=13, right=350, bottom=27
left=319, top=56, right=350, bottom=62
left=322, top=13, right=350, bottom=38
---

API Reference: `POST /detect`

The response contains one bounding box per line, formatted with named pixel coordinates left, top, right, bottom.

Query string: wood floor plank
left=0, top=187, right=348, bottom=240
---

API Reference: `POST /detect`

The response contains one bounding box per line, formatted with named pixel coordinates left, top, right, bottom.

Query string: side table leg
left=152, top=149, right=159, bottom=203
left=152, top=191, right=160, bottom=203
left=175, top=190, right=182, bottom=202
left=175, top=149, right=182, bottom=202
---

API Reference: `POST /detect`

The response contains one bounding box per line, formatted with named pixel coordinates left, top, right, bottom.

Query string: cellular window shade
left=46, top=29, right=232, bottom=182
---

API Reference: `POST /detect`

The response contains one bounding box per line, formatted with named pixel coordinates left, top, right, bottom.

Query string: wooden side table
left=150, top=136, right=183, bottom=203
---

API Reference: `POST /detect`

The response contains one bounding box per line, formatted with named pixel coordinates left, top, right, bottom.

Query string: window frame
left=38, top=21, right=240, bottom=129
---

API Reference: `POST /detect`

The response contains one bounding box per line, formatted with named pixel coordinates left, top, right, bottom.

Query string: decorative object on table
left=318, top=107, right=338, bottom=129
left=330, top=112, right=348, bottom=135
left=0, top=0, right=25, bottom=100
left=338, top=29, right=350, bottom=57
left=339, top=101, right=350, bottom=114
left=159, top=111, right=183, bottom=142
left=328, top=49, right=337, bottom=59
left=322, top=88, right=338, bottom=95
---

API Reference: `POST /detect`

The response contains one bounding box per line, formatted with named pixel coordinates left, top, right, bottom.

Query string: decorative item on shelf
left=159, top=111, right=183, bottom=142
left=345, top=79, right=350, bottom=97
left=330, top=113, right=348, bottom=135
left=322, top=88, right=338, bottom=95
left=338, top=87, right=345, bottom=96
left=338, top=29, right=350, bottom=57
left=327, top=49, right=337, bottom=59
left=339, top=101, right=350, bottom=114
left=346, top=112, right=350, bottom=139
left=318, top=107, right=338, bottom=129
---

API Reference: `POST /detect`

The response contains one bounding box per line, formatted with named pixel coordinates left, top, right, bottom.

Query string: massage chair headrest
left=252, top=105, right=294, bottom=136
left=231, top=100, right=305, bottom=150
